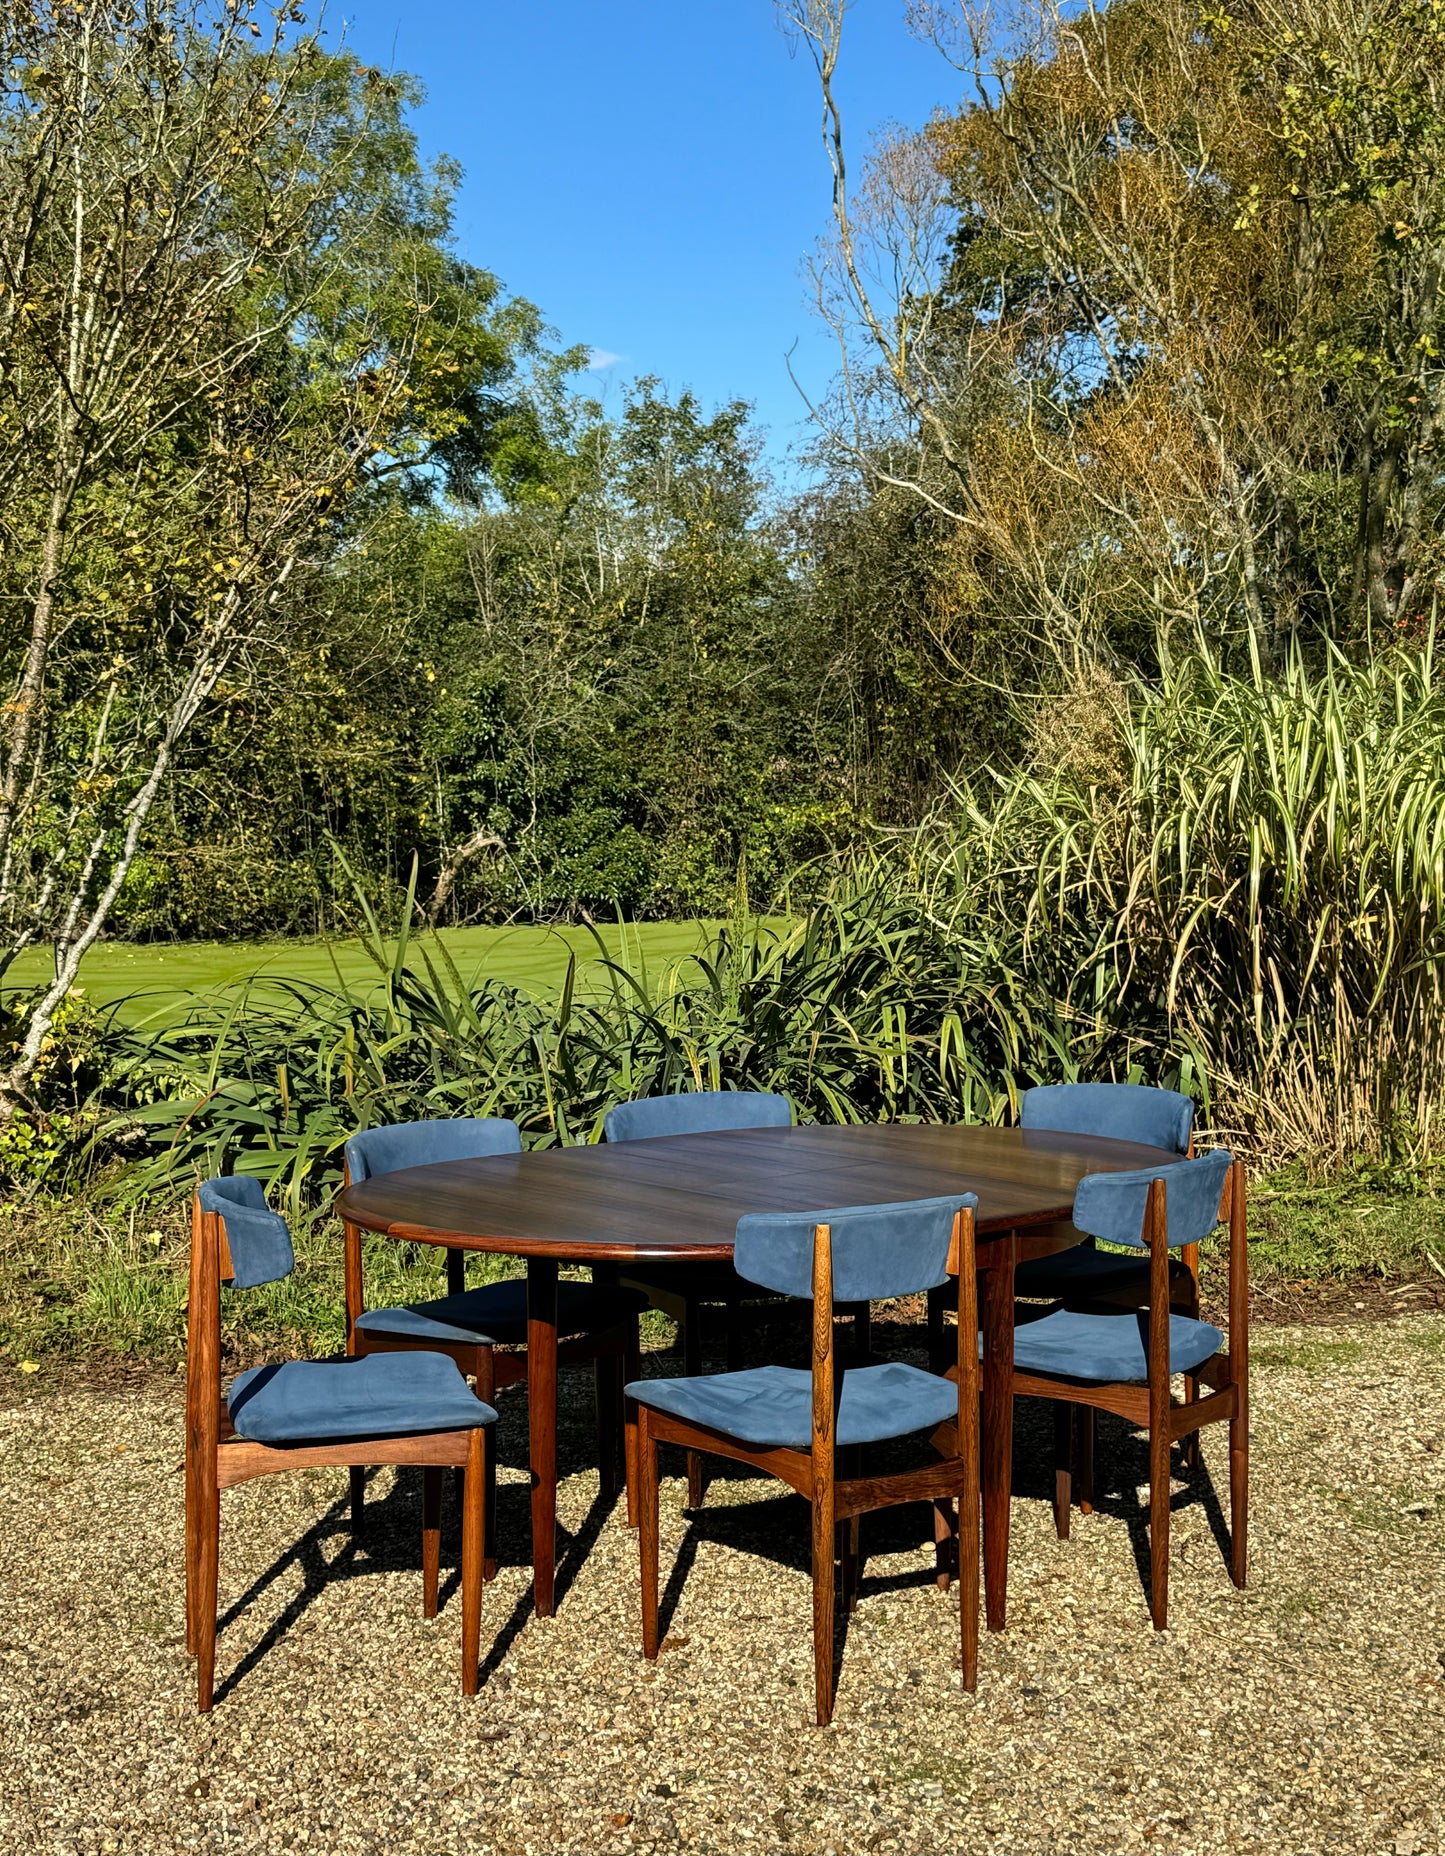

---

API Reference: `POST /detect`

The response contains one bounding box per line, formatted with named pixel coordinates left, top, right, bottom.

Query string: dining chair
left=186, top=1177, right=496, bottom=1711
left=999, top=1082, right=1201, bottom=1507
left=625, top=1193, right=982, bottom=1727
left=1007, top=1148, right=1248, bottom=1627
left=342, top=1117, right=646, bottom=1558
left=603, top=1090, right=806, bottom=1509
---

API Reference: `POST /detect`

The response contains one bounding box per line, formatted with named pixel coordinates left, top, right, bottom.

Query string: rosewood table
left=334, top=1120, right=1174, bottom=1626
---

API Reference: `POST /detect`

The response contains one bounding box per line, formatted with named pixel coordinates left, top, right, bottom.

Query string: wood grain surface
left=334, top=1122, right=1174, bottom=1264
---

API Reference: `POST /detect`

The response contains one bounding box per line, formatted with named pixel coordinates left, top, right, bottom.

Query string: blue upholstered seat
left=1013, top=1308, right=1223, bottom=1382
left=228, top=1352, right=497, bottom=1445
left=1013, top=1083, right=1195, bottom=1302
left=356, top=1278, right=645, bottom=1346
left=1012, top=1151, right=1230, bottom=1385
left=627, top=1194, right=973, bottom=1448
left=632, top=1359, right=960, bottom=1449
left=603, top=1089, right=792, bottom=1144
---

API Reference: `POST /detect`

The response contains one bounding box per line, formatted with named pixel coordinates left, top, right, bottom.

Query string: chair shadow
left=1008, top=1396, right=1235, bottom=1616
left=650, top=1448, right=959, bottom=1661
left=211, top=1362, right=630, bottom=1705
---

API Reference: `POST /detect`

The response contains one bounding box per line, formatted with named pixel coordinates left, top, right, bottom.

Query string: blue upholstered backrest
left=1021, top=1082, right=1193, bottom=1156
left=1072, top=1149, right=1232, bottom=1250
left=198, top=1176, right=295, bottom=1289
left=603, top=1090, right=793, bottom=1144
left=734, top=1194, right=977, bottom=1303
left=344, top=1116, right=522, bottom=1182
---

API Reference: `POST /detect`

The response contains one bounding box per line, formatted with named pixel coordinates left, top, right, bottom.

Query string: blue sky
left=325, top=1, right=955, bottom=473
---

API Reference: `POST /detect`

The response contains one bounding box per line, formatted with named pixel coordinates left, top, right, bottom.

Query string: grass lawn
left=3, top=919, right=713, bottom=1025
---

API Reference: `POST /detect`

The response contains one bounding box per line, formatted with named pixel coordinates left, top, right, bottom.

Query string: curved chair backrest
left=197, top=1176, right=295, bottom=1288
left=603, top=1090, right=792, bottom=1145
left=1072, top=1149, right=1232, bottom=1250
left=344, top=1116, right=522, bottom=1183
left=1021, top=1082, right=1193, bottom=1156
left=734, top=1194, right=977, bottom=1304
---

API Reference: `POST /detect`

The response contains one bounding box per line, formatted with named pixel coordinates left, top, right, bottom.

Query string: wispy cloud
left=584, top=347, right=624, bottom=371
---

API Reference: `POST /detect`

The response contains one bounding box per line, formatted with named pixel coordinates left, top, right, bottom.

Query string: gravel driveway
left=1, top=1314, right=1442, bottom=1856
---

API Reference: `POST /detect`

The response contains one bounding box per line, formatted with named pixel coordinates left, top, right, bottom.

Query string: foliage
left=10, top=640, right=1425, bottom=1215
left=0, top=0, right=544, bottom=1104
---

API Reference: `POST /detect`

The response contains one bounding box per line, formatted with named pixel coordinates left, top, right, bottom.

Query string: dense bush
left=4, top=643, right=1423, bottom=1207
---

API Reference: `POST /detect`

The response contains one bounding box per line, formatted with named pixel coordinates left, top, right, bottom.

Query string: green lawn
left=4, top=920, right=713, bottom=1025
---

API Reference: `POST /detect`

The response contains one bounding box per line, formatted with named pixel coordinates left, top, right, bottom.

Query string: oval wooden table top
left=334, top=1121, right=1176, bottom=1263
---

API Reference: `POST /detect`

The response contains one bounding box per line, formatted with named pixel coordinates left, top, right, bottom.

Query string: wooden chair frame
left=928, top=1131, right=1207, bottom=1509
left=1013, top=1159, right=1249, bottom=1627
left=341, top=1162, right=643, bottom=1570
left=630, top=1207, right=981, bottom=1727
left=185, top=1194, right=491, bottom=1712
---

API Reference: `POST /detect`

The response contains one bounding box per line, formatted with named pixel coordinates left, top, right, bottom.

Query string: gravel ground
left=1, top=1313, right=1442, bottom=1856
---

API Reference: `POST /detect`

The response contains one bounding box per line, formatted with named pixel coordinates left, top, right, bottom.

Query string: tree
left=0, top=0, right=534, bottom=1106
left=783, top=0, right=1445, bottom=672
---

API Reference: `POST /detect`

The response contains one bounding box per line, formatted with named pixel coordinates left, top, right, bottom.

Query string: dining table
left=334, top=1119, right=1176, bottom=1627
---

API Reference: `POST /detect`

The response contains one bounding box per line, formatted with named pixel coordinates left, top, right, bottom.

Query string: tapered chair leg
left=812, top=1480, right=837, bottom=1727
left=1073, top=1406, right=1094, bottom=1513
left=683, top=1302, right=705, bottom=1510
left=350, top=1466, right=366, bottom=1537
left=184, top=1444, right=198, bottom=1657
left=1230, top=1407, right=1249, bottom=1588
left=933, top=1496, right=955, bottom=1591
left=843, top=1514, right=861, bottom=1612
left=595, top=1355, right=619, bottom=1505
left=1149, top=1415, right=1172, bottom=1629
left=1052, top=1401, right=1073, bottom=1540
left=959, top=1470, right=980, bottom=1695
left=461, top=1429, right=486, bottom=1697
left=194, top=1462, right=220, bottom=1714
left=638, top=1408, right=661, bottom=1660
left=1180, top=1245, right=1202, bottom=1467
left=471, top=1351, right=498, bottom=1580
left=422, top=1467, right=443, bottom=1619
left=623, top=1333, right=642, bottom=1530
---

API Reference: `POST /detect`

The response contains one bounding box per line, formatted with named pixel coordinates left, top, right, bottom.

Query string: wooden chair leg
left=843, top=1513, right=862, bottom=1612
left=1179, top=1246, right=1202, bottom=1467
left=350, top=1465, right=365, bottom=1537
left=422, top=1467, right=442, bottom=1619
left=595, top=1355, right=619, bottom=1505
left=933, top=1496, right=955, bottom=1591
left=639, top=1407, right=660, bottom=1660
left=184, top=1444, right=198, bottom=1657
left=1230, top=1402, right=1249, bottom=1588
left=1149, top=1411, right=1171, bottom=1630
left=812, top=1478, right=837, bottom=1727
left=474, top=1351, right=498, bottom=1581
left=1181, top=1377, right=1201, bottom=1468
left=623, top=1326, right=642, bottom=1530
left=959, top=1470, right=980, bottom=1695
left=461, top=1428, right=486, bottom=1697
left=1073, top=1406, right=1094, bottom=1514
left=194, top=1458, right=220, bottom=1713
left=683, top=1300, right=705, bottom=1510
left=1052, top=1401, right=1073, bottom=1540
